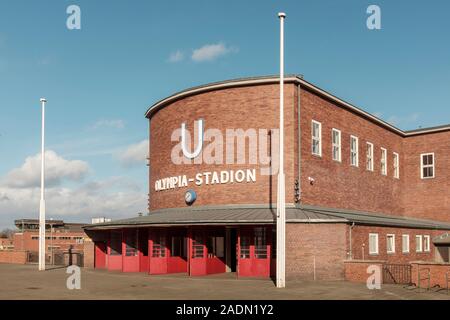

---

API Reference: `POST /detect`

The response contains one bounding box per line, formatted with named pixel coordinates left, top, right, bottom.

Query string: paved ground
left=1, top=264, right=449, bottom=300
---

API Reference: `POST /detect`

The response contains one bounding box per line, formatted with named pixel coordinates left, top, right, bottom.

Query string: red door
left=238, top=226, right=271, bottom=277
left=94, top=241, right=107, bottom=269
left=189, top=229, right=207, bottom=276
left=107, top=230, right=123, bottom=271
left=149, top=229, right=168, bottom=274
left=123, top=229, right=140, bottom=272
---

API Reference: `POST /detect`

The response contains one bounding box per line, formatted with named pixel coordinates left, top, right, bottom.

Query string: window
left=366, top=142, right=374, bottom=171
left=311, top=120, right=322, bottom=156
left=424, top=235, right=431, bottom=252
left=109, top=231, right=122, bottom=256
left=240, top=236, right=250, bottom=259
left=421, top=153, right=435, bottom=179
left=416, top=235, right=423, bottom=252
left=332, top=129, right=341, bottom=162
left=125, top=231, right=138, bottom=256
left=254, top=227, right=267, bottom=259
left=369, top=233, right=379, bottom=255
left=381, top=148, right=387, bottom=175
left=191, top=235, right=203, bottom=258
left=152, top=234, right=166, bottom=258
left=402, top=235, right=410, bottom=253
left=386, top=234, right=395, bottom=253
left=206, top=236, right=224, bottom=258
left=350, top=136, right=359, bottom=167
left=171, top=236, right=187, bottom=258
left=393, top=152, right=400, bottom=179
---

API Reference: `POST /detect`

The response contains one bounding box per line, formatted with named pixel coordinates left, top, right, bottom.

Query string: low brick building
left=84, top=75, right=450, bottom=283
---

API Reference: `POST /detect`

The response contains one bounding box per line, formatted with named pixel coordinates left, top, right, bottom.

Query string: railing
left=382, top=264, right=412, bottom=285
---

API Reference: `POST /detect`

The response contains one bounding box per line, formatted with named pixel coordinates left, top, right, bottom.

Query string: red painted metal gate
left=107, top=230, right=122, bottom=271
left=123, top=229, right=139, bottom=272
left=238, top=226, right=271, bottom=277
left=94, top=241, right=107, bottom=269
left=149, top=229, right=168, bottom=274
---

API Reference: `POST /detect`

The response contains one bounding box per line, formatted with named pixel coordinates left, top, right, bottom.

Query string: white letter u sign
left=181, top=119, right=204, bottom=159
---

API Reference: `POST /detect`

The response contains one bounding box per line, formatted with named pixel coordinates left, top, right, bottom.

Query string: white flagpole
left=39, top=98, right=47, bottom=271
left=276, top=12, right=286, bottom=288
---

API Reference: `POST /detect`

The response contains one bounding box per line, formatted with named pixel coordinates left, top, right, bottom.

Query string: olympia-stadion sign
left=154, top=119, right=280, bottom=192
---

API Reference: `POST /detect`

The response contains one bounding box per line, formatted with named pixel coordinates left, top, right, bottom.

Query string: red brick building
left=13, top=219, right=86, bottom=259
left=85, top=75, right=450, bottom=282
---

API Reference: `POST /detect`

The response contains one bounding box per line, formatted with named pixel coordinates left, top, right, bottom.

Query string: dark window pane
left=110, top=231, right=122, bottom=256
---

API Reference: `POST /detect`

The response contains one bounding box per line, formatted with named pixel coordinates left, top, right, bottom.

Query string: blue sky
left=0, top=0, right=449, bottom=229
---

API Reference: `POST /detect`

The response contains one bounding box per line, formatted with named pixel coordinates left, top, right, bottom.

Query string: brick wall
left=350, top=225, right=447, bottom=263
left=344, top=260, right=385, bottom=283
left=149, top=83, right=298, bottom=210
left=286, top=223, right=348, bottom=280
left=83, top=240, right=95, bottom=269
left=0, top=250, right=27, bottom=264
left=13, top=230, right=87, bottom=253
left=403, top=131, right=450, bottom=222
left=411, top=262, right=450, bottom=288
left=300, top=87, right=404, bottom=216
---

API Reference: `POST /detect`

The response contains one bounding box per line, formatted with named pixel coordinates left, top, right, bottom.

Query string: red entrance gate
left=189, top=228, right=226, bottom=276
left=107, top=230, right=122, bottom=271
left=94, top=241, right=107, bottom=269
left=123, top=229, right=139, bottom=272
left=238, top=226, right=271, bottom=277
left=149, top=229, right=167, bottom=274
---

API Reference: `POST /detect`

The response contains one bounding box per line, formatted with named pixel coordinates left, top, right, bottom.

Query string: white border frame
left=331, top=128, right=341, bottom=162
left=350, top=135, right=359, bottom=167
left=423, top=235, right=431, bottom=252
left=386, top=234, right=396, bottom=254
left=420, top=153, right=435, bottom=179
left=369, top=233, right=379, bottom=255
left=366, top=142, right=374, bottom=171
left=402, top=234, right=410, bottom=253
left=381, top=147, right=387, bottom=176
left=393, top=152, right=400, bottom=179
left=311, top=120, right=322, bottom=157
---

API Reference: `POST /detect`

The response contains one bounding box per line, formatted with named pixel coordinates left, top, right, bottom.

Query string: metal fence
left=26, top=251, right=83, bottom=267
left=383, top=263, right=412, bottom=285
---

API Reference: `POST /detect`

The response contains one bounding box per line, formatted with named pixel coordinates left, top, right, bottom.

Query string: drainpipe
left=349, top=222, right=355, bottom=260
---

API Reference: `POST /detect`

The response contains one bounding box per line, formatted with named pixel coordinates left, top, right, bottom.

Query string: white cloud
left=118, top=140, right=148, bottom=167
left=168, top=50, right=184, bottom=63
left=191, top=42, right=238, bottom=62
left=91, top=119, right=125, bottom=130
left=2, top=150, right=89, bottom=188
left=0, top=177, right=147, bottom=227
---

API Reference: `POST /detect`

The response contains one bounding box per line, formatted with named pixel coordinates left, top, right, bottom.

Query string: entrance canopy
left=83, top=204, right=450, bottom=231
left=84, top=206, right=345, bottom=230
left=433, top=233, right=450, bottom=245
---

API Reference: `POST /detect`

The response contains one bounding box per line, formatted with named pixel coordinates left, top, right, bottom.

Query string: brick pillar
left=83, top=240, right=95, bottom=269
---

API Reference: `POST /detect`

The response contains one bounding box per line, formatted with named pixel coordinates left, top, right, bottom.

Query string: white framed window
left=332, top=128, right=341, bottom=162
left=366, top=142, right=374, bottom=171
left=402, top=234, right=410, bottom=253
left=416, top=235, right=423, bottom=252
left=350, top=135, right=359, bottom=167
left=393, top=152, right=399, bottom=179
left=423, top=235, right=431, bottom=252
left=311, top=120, right=322, bottom=156
left=381, top=148, right=387, bottom=175
left=369, top=233, right=379, bottom=255
left=420, top=153, right=435, bottom=179
left=386, top=234, right=395, bottom=253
